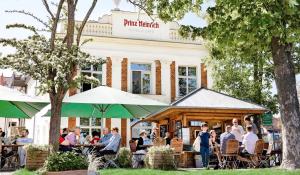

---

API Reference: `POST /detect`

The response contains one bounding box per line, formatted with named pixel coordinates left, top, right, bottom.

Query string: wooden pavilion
left=144, top=88, right=268, bottom=144
left=141, top=88, right=268, bottom=167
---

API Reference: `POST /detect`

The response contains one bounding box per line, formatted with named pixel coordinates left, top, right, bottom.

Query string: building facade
left=24, top=10, right=212, bottom=146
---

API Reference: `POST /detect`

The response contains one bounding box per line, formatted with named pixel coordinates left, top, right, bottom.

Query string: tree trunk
left=271, top=37, right=300, bottom=169
left=49, top=93, right=64, bottom=151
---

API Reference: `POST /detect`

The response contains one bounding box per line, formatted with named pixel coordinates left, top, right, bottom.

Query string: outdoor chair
left=209, top=145, right=222, bottom=169
left=249, top=139, right=265, bottom=168
left=259, top=143, right=273, bottom=168
left=153, top=137, right=166, bottom=147
left=129, top=140, right=146, bottom=168
left=102, top=139, right=122, bottom=169
left=0, top=147, right=20, bottom=171
left=221, top=139, right=239, bottom=169
left=170, top=138, right=183, bottom=168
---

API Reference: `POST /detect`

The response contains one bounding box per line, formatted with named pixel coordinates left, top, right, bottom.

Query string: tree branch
left=5, top=10, right=50, bottom=28
left=76, top=0, right=98, bottom=46
left=74, top=0, right=79, bottom=9
left=127, top=0, right=155, bottom=21
left=42, top=0, right=55, bottom=19
left=49, top=0, right=65, bottom=50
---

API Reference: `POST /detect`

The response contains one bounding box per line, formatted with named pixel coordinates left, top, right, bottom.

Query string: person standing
left=199, top=123, right=210, bottom=168
left=220, top=125, right=235, bottom=154
left=231, top=118, right=244, bottom=145
left=164, top=132, right=171, bottom=145
left=150, top=126, right=159, bottom=141
left=244, top=116, right=258, bottom=134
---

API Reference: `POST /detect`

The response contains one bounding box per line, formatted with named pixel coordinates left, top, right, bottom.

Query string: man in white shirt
left=242, top=125, right=258, bottom=155
left=231, top=118, right=244, bottom=145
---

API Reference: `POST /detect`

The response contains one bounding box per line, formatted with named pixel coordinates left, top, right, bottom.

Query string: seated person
left=16, top=129, right=33, bottom=168
left=0, top=127, right=5, bottom=138
left=220, top=125, right=235, bottom=154
left=97, top=127, right=121, bottom=157
left=241, top=125, right=258, bottom=156
left=136, top=130, right=148, bottom=151
left=100, top=128, right=112, bottom=145
left=90, top=131, right=100, bottom=144
left=164, top=132, right=171, bottom=145
left=64, top=127, right=85, bottom=146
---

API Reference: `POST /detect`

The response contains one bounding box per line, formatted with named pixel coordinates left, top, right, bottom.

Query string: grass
left=12, top=168, right=300, bottom=175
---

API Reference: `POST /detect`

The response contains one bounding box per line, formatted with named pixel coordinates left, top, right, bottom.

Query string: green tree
left=129, top=0, right=300, bottom=169
left=0, top=0, right=100, bottom=151
left=207, top=46, right=278, bottom=113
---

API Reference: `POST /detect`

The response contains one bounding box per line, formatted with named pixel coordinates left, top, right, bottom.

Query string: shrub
left=45, top=151, right=88, bottom=172
left=116, top=147, right=132, bottom=168
left=146, top=146, right=176, bottom=170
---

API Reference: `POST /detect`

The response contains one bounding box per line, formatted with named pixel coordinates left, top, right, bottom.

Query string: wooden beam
left=185, top=113, right=243, bottom=117
left=186, top=115, right=237, bottom=120
left=145, top=107, right=266, bottom=121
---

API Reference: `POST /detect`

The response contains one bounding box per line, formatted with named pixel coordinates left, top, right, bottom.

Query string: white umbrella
left=45, top=86, right=168, bottom=118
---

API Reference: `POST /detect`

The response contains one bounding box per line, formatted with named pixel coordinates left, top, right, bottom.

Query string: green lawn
left=13, top=168, right=300, bottom=175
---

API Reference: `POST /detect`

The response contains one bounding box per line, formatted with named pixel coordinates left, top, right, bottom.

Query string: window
left=178, top=66, right=197, bottom=96
left=79, top=118, right=102, bottom=137
left=190, top=121, right=202, bottom=127
left=131, top=63, right=151, bottom=94
left=81, top=64, right=102, bottom=92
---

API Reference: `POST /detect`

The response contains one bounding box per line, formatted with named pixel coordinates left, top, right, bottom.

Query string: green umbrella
left=0, top=85, right=48, bottom=118
left=44, top=86, right=168, bottom=118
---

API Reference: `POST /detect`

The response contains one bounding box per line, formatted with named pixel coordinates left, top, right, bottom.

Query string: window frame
left=177, top=66, right=197, bottom=97
left=80, top=64, right=103, bottom=92
left=130, top=63, right=152, bottom=94
left=79, top=118, right=102, bottom=137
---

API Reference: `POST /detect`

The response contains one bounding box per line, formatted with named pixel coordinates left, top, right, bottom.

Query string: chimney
left=201, top=63, right=207, bottom=88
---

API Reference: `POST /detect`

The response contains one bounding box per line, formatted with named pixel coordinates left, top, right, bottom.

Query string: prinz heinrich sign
left=123, top=19, right=159, bottom=29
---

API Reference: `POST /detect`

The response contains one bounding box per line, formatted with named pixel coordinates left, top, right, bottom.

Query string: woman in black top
left=136, top=130, right=147, bottom=151
left=165, top=132, right=171, bottom=145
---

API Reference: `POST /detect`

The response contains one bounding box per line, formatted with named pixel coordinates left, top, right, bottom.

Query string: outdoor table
left=74, top=144, right=105, bottom=148
left=0, top=144, right=23, bottom=171
left=139, top=144, right=153, bottom=149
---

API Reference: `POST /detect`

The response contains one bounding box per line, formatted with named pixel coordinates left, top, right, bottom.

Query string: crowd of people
left=196, top=116, right=260, bottom=168
left=58, top=126, right=121, bottom=157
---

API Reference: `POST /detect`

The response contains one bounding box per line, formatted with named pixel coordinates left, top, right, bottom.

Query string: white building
left=22, top=10, right=212, bottom=146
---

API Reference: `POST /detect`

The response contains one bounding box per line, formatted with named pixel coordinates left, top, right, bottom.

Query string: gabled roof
left=171, top=88, right=267, bottom=110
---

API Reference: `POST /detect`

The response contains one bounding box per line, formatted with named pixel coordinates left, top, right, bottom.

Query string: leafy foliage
left=0, top=25, right=103, bottom=94
left=128, top=0, right=300, bottom=168
left=45, top=151, right=88, bottom=172
left=206, top=45, right=278, bottom=113
left=116, top=147, right=132, bottom=168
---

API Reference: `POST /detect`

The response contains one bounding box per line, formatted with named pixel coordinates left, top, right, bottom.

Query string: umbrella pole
left=33, top=114, right=36, bottom=143
left=4, top=118, right=7, bottom=138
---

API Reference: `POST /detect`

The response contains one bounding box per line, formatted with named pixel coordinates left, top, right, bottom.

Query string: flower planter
left=47, top=170, right=88, bottom=175
left=148, top=152, right=175, bottom=169
left=26, top=150, right=49, bottom=170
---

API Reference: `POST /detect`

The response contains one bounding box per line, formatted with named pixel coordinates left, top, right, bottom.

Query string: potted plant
left=24, top=144, right=52, bottom=171
left=44, top=151, right=89, bottom=175
left=147, top=146, right=176, bottom=170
